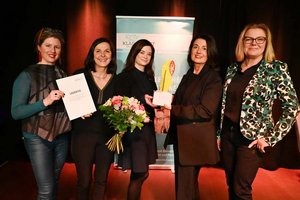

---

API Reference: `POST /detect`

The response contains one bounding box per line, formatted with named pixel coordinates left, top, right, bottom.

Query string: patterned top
left=11, top=64, right=71, bottom=141
left=218, top=59, right=300, bottom=147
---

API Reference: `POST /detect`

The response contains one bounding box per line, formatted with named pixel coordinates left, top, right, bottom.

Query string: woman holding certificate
left=115, top=39, right=158, bottom=200
left=164, top=34, right=222, bottom=200
left=11, top=27, right=71, bottom=199
left=71, top=37, right=117, bottom=200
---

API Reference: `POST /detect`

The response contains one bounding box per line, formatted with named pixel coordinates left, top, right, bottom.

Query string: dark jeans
left=221, top=117, right=262, bottom=200
left=24, top=133, right=69, bottom=200
left=71, top=133, right=114, bottom=200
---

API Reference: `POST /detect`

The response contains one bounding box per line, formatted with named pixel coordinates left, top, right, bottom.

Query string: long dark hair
left=123, top=39, right=155, bottom=81
left=34, top=27, right=65, bottom=66
left=187, top=34, right=219, bottom=70
left=84, top=37, right=117, bottom=74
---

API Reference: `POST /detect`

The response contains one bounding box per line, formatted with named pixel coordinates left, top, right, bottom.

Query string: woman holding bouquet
left=71, top=38, right=117, bottom=200
left=115, top=39, right=158, bottom=200
left=164, top=34, right=222, bottom=199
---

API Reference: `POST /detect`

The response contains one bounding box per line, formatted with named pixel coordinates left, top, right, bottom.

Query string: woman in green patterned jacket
left=217, top=23, right=300, bottom=200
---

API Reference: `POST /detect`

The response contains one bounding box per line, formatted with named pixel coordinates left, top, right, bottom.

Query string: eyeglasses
left=243, top=36, right=266, bottom=44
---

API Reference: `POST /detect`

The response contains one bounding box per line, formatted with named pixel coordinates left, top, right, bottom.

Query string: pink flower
left=139, top=105, right=145, bottom=111
left=99, top=95, right=150, bottom=154
left=112, top=97, right=122, bottom=106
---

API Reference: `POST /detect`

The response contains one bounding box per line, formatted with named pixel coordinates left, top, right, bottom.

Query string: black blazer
left=165, top=65, right=222, bottom=165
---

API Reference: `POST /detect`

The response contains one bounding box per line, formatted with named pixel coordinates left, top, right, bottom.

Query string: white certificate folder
left=56, top=73, right=96, bottom=120
left=152, top=90, right=173, bottom=106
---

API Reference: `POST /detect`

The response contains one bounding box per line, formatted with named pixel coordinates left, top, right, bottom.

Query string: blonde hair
left=235, top=23, right=276, bottom=62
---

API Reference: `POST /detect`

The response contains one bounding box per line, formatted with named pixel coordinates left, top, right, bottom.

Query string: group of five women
left=11, top=23, right=299, bottom=200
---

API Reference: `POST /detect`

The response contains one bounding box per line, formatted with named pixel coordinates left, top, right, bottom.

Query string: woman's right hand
left=43, top=90, right=65, bottom=106
left=145, top=94, right=157, bottom=108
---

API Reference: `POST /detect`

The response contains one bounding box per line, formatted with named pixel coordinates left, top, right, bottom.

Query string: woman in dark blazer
left=164, top=34, right=222, bottom=200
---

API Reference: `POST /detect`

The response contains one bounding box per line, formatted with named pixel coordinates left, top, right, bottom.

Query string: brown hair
left=84, top=37, right=117, bottom=74
left=34, top=27, right=65, bottom=65
left=123, top=39, right=155, bottom=81
left=187, top=34, right=219, bottom=70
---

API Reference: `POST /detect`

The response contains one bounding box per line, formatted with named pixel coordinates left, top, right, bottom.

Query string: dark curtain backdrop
left=1, top=0, right=299, bottom=169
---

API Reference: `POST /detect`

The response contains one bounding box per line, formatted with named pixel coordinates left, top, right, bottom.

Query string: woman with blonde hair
left=217, top=23, right=300, bottom=200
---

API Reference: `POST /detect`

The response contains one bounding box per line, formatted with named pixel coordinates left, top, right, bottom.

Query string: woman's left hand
left=81, top=113, right=93, bottom=119
left=248, top=138, right=269, bottom=153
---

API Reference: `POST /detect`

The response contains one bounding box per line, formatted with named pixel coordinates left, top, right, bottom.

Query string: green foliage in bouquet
left=99, top=95, right=150, bottom=154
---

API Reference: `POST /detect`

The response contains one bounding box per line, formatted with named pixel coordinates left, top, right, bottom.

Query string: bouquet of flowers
left=99, top=95, right=150, bottom=154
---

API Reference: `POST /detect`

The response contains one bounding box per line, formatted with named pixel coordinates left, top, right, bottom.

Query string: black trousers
left=173, top=142, right=201, bottom=200
left=71, top=133, right=114, bottom=200
left=221, top=117, right=262, bottom=200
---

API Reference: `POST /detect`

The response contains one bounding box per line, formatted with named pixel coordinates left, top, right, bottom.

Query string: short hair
left=235, top=23, right=276, bottom=62
left=84, top=37, right=117, bottom=74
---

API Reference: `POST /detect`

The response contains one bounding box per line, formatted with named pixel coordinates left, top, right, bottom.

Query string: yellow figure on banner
left=160, top=60, right=175, bottom=91
left=155, top=60, right=175, bottom=133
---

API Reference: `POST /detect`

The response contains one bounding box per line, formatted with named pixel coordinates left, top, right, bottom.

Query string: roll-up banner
left=116, top=16, right=195, bottom=169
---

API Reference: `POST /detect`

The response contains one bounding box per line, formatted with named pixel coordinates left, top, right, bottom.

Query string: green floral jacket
left=218, top=59, right=300, bottom=147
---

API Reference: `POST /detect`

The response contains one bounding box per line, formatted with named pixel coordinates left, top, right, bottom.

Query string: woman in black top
left=71, top=38, right=117, bottom=200
left=115, top=39, right=157, bottom=200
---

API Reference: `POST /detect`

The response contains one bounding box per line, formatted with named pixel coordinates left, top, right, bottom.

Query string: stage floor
left=1, top=161, right=300, bottom=200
